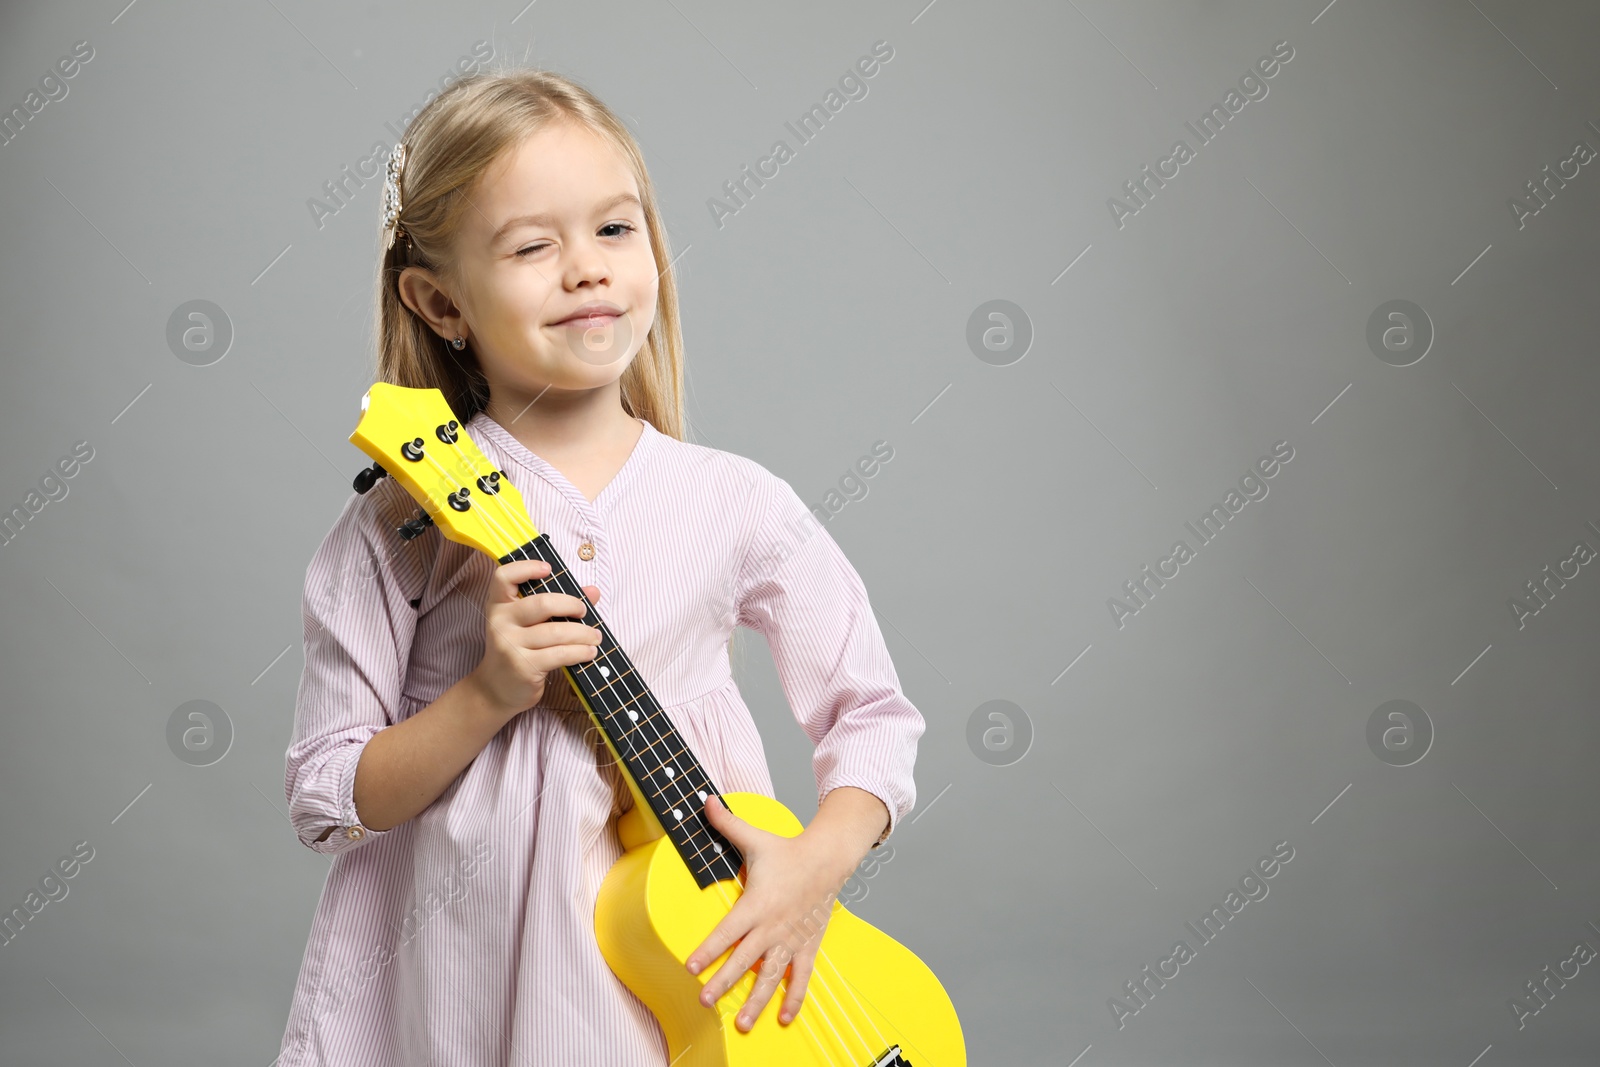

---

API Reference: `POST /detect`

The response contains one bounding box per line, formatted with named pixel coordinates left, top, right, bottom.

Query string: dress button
left=345, top=826, right=365, bottom=840
left=577, top=542, right=596, bottom=561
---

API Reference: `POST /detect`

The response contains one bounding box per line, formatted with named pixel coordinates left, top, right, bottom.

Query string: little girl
left=277, top=68, right=924, bottom=1066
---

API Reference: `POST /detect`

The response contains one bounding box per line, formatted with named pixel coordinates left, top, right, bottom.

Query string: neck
left=484, top=380, right=635, bottom=462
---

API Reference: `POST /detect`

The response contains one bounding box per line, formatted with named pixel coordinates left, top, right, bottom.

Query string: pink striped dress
left=277, top=411, right=924, bottom=1066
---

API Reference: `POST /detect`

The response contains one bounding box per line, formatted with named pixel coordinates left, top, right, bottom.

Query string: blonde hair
left=374, top=68, right=685, bottom=441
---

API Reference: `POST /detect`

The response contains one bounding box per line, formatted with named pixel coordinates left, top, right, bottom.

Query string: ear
left=395, top=265, right=467, bottom=342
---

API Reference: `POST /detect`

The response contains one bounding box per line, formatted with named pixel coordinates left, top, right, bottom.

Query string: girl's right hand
left=468, top=558, right=604, bottom=720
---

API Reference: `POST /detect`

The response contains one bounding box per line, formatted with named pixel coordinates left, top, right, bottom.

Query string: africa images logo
left=1107, top=39, right=1296, bottom=230
left=1106, top=441, right=1295, bottom=629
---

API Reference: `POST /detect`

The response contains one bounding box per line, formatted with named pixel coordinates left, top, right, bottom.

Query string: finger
left=701, top=793, right=734, bottom=822
left=505, top=591, right=593, bottom=626
left=778, top=943, right=816, bottom=1025
left=486, top=559, right=551, bottom=604
left=501, top=643, right=599, bottom=688
left=737, top=941, right=793, bottom=1032
left=700, top=794, right=756, bottom=851
left=701, top=935, right=764, bottom=1013
left=688, top=909, right=753, bottom=996
left=580, top=584, right=601, bottom=606
left=510, top=621, right=605, bottom=652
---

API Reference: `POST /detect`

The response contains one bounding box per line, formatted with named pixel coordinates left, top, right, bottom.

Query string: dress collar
left=467, top=411, right=657, bottom=514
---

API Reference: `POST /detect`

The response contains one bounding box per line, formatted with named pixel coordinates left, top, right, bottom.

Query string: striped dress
left=276, top=411, right=924, bottom=1066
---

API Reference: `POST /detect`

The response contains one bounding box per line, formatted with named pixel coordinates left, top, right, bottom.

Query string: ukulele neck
left=496, top=534, right=744, bottom=889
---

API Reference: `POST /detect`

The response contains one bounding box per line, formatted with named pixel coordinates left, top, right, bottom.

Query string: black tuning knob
left=396, top=508, right=436, bottom=541
left=353, top=462, right=389, bottom=494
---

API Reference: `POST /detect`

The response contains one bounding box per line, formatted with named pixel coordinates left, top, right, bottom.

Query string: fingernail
left=687, top=960, right=700, bottom=974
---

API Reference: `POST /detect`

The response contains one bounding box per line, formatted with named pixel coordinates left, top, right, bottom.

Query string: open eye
left=514, top=222, right=636, bottom=258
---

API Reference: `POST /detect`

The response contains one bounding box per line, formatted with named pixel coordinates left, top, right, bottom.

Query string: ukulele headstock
left=349, top=382, right=535, bottom=557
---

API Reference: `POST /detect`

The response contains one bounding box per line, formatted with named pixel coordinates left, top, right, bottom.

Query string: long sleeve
left=284, top=477, right=425, bottom=856
left=734, top=471, right=924, bottom=848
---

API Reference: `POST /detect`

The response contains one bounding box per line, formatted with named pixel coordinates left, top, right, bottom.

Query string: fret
left=608, top=690, right=655, bottom=735
left=497, top=535, right=744, bottom=888
left=616, top=720, right=688, bottom=767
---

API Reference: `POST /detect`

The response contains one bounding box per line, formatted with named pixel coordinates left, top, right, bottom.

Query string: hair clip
left=381, top=141, right=408, bottom=251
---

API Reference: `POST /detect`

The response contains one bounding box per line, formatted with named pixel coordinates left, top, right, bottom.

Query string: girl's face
left=433, top=121, right=659, bottom=402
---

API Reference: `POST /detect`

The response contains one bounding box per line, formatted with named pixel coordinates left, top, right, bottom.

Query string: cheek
left=630, top=248, right=661, bottom=292
left=626, top=256, right=661, bottom=312
left=490, top=276, right=555, bottom=328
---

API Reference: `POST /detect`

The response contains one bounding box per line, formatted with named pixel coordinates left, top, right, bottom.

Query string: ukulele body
left=596, top=791, right=966, bottom=1067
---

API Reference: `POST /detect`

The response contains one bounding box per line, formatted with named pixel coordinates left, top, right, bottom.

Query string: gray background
left=2, top=0, right=1597, bottom=1064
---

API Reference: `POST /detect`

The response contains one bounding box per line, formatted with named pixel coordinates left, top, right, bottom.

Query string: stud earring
left=451, top=336, right=466, bottom=350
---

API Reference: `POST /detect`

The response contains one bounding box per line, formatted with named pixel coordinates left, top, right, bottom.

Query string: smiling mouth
left=553, top=311, right=622, bottom=328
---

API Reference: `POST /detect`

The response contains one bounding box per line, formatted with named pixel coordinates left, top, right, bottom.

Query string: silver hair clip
left=381, top=141, right=408, bottom=251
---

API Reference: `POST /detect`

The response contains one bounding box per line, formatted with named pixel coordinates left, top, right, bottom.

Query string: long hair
left=373, top=68, right=685, bottom=440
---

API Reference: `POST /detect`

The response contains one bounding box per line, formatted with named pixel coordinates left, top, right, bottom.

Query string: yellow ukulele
left=350, top=383, right=966, bottom=1066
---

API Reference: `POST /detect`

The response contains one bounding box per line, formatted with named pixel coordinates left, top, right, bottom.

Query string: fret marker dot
left=664, top=765, right=676, bottom=778
left=713, top=843, right=723, bottom=854
left=698, top=790, right=708, bottom=802
left=673, top=808, right=684, bottom=821
left=627, top=709, right=638, bottom=721
left=598, top=665, right=610, bottom=677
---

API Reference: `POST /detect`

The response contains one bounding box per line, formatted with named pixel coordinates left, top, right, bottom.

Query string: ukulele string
left=477, top=476, right=893, bottom=1066
left=419, top=450, right=707, bottom=856
left=442, top=452, right=860, bottom=1060
left=415, top=448, right=731, bottom=884
left=701, top=869, right=894, bottom=1065
left=445, top=449, right=746, bottom=870
left=436, top=442, right=886, bottom=1061
left=455, top=451, right=881, bottom=1064
left=456, top=466, right=866, bottom=1060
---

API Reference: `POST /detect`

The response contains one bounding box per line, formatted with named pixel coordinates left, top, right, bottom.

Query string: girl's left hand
left=685, top=795, right=857, bottom=1032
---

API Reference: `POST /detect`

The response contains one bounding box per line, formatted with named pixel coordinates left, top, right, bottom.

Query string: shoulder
left=305, top=473, right=440, bottom=596
left=328, top=473, right=423, bottom=545
left=646, top=426, right=791, bottom=510
left=646, top=430, right=827, bottom=570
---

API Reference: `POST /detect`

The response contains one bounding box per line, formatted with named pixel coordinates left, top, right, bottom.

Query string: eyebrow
left=489, top=192, right=644, bottom=245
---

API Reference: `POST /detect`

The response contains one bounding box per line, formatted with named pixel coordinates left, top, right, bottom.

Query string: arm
left=688, top=470, right=923, bottom=1030
left=290, top=486, right=604, bottom=849
left=348, top=561, right=608, bottom=832
left=347, top=672, right=511, bottom=832
left=733, top=472, right=924, bottom=848
left=802, top=784, right=889, bottom=868
left=286, top=480, right=425, bottom=855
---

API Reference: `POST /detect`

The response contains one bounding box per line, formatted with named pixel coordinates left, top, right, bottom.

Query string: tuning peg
left=396, top=508, right=436, bottom=541
left=353, top=462, right=390, bottom=494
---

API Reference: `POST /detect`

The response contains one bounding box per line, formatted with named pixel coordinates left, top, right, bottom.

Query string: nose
left=564, top=234, right=612, bottom=290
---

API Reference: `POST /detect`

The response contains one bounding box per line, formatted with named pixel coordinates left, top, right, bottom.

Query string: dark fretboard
left=497, top=535, right=743, bottom=889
